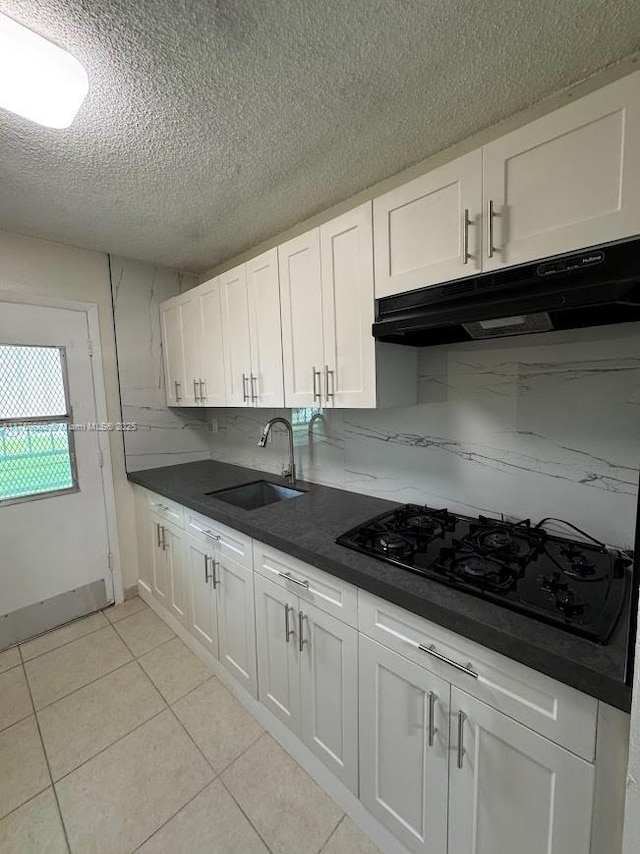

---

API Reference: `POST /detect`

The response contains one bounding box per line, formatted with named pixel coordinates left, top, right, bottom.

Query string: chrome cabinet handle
left=204, top=554, right=213, bottom=583
left=312, top=366, right=322, bottom=403
left=212, top=559, right=219, bottom=588
left=428, top=691, right=437, bottom=747
left=278, top=571, right=309, bottom=589
left=160, top=526, right=167, bottom=551
left=174, top=380, right=181, bottom=401
left=418, top=643, right=478, bottom=679
left=462, top=208, right=470, bottom=264
left=487, top=199, right=495, bottom=258
left=298, top=611, right=307, bottom=652
left=250, top=374, right=258, bottom=403
left=324, top=365, right=334, bottom=402
left=156, top=522, right=162, bottom=548
left=193, top=378, right=200, bottom=402
left=199, top=379, right=206, bottom=402
left=242, top=373, right=249, bottom=403
left=284, top=604, right=294, bottom=643
left=457, top=711, right=466, bottom=769
left=202, top=529, right=221, bottom=541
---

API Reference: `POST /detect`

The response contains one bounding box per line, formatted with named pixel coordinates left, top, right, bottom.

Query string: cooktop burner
left=336, top=504, right=632, bottom=643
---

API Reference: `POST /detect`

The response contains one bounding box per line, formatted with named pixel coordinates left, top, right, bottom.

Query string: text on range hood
left=372, top=237, right=640, bottom=347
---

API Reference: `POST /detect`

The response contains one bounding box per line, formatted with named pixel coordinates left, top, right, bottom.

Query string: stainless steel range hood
left=372, top=238, right=640, bottom=346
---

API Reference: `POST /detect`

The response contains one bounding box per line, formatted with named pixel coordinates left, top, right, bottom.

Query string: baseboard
left=138, top=584, right=411, bottom=854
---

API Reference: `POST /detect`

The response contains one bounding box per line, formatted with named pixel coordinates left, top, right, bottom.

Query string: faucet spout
left=257, top=417, right=296, bottom=485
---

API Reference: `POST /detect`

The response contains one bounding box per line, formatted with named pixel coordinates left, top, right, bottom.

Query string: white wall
left=110, top=256, right=211, bottom=471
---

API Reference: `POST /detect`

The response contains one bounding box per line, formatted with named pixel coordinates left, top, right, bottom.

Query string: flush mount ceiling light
left=0, top=12, right=88, bottom=129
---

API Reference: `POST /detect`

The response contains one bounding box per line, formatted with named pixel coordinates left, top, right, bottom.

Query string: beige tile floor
left=0, top=597, right=382, bottom=854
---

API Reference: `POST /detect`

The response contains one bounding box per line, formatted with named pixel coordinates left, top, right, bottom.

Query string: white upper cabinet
left=374, top=150, right=483, bottom=298
left=281, top=206, right=417, bottom=408
left=321, top=204, right=376, bottom=408
left=483, top=72, right=640, bottom=271
left=278, top=230, right=325, bottom=407
left=198, top=278, right=227, bottom=407
left=160, top=298, right=186, bottom=406
left=246, top=248, right=285, bottom=407
left=178, top=292, right=202, bottom=406
left=220, top=264, right=252, bottom=406
left=448, top=688, right=595, bottom=854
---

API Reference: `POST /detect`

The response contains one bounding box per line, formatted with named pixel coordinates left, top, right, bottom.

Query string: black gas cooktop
left=337, top=504, right=632, bottom=643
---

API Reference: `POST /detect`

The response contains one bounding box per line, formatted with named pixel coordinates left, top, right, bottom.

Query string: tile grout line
left=130, top=778, right=216, bottom=853
left=217, top=774, right=276, bottom=854
left=18, top=615, right=113, bottom=664
left=318, top=813, right=347, bottom=854
left=29, top=656, right=135, bottom=713
left=111, top=614, right=175, bottom=661
left=18, top=660, right=73, bottom=854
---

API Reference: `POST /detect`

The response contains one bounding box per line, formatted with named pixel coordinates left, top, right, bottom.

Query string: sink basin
left=206, top=480, right=306, bottom=511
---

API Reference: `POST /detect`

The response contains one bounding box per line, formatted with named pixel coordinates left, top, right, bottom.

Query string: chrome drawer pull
left=278, top=571, right=309, bottom=589
left=428, top=691, right=437, bottom=747
left=457, top=711, right=466, bottom=769
left=202, top=529, right=221, bottom=541
left=418, top=643, right=478, bottom=679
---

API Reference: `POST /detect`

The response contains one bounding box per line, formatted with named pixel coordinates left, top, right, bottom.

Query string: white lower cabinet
left=148, top=511, right=186, bottom=623
left=359, top=636, right=449, bottom=854
left=185, top=534, right=219, bottom=657
left=255, top=573, right=359, bottom=793
left=448, top=687, right=595, bottom=854
left=217, top=552, right=258, bottom=696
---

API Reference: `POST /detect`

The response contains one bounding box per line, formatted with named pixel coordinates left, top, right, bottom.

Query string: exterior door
left=448, top=688, right=595, bottom=854
left=374, top=149, right=482, bottom=297
left=320, top=203, right=376, bottom=408
left=278, top=230, right=325, bottom=407
left=359, top=636, right=449, bottom=854
left=220, top=265, right=252, bottom=406
left=198, top=279, right=226, bottom=407
left=185, top=534, right=218, bottom=657
left=300, top=602, right=358, bottom=793
left=160, top=298, right=185, bottom=406
left=0, top=302, right=114, bottom=647
left=246, top=248, right=285, bottom=407
left=255, top=574, right=301, bottom=734
left=217, top=554, right=257, bottom=696
left=483, top=72, right=640, bottom=271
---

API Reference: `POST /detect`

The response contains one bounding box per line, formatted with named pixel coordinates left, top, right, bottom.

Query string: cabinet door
left=246, top=248, right=284, bottom=408
left=199, top=278, right=226, bottom=407
left=220, top=265, right=252, bottom=406
left=178, top=293, right=202, bottom=406
left=164, top=522, right=187, bottom=627
left=255, top=574, right=301, bottom=736
left=359, top=636, right=449, bottom=854
left=483, top=72, right=640, bottom=271
left=160, top=299, right=186, bottom=406
left=300, top=602, right=358, bottom=793
left=148, top=513, right=169, bottom=606
left=320, top=203, right=376, bottom=408
left=217, top=555, right=257, bottom=696
left=278, top=230, right=325, bottom=407
left=185, top=535, right=218, bottom=657
left=135, top=489, right=152, bottom=597
left=374, top=150, right=482, bottom=298
left=448, top=688, right=595, bottom=854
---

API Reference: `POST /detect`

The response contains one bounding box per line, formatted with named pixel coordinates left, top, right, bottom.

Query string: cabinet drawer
left=146, top=491, right=184, bottom=528
left=185, top=509, right=252, bottom=569
left=253, top=541, right=358, bottom=627
left=359, top=592, right=597, bottom=761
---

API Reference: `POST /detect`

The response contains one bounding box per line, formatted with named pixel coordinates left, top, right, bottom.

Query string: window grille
left=0, top=345, right=78, bottom=503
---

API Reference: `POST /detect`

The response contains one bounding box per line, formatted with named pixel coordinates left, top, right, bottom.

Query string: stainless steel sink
left=205, top=480, right=306, bottom=510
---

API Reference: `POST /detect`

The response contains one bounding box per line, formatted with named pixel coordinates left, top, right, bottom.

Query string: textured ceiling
left=1, top=1, right=640, bottom=273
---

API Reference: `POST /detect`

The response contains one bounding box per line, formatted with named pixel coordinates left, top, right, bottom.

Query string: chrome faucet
left=257, top=417, right=296, bottom=485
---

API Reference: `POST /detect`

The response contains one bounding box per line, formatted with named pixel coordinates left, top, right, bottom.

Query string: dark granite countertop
left=128, top=459, right=634, bottom=712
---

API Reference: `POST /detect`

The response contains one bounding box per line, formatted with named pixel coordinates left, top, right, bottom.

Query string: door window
left=0, top=344, right=78, bottom=503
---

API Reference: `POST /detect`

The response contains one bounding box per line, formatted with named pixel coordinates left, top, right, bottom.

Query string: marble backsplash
left=111, top=256, right=212, bottom=471
left=206, top=323, right=640, bottom=549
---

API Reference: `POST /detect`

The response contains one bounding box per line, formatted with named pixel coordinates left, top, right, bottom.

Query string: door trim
left=0, top=290, right=124, bottom=604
